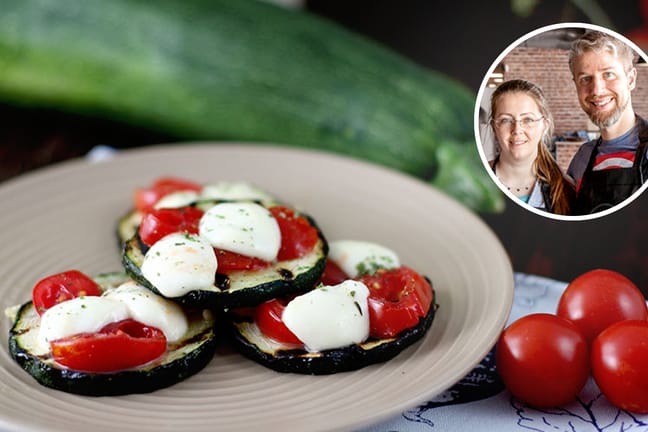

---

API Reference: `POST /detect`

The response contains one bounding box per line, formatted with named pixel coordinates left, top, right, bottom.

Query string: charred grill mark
left=278, top=268, right=294, bottom=280
left=215, top=273, right=230, bottom=290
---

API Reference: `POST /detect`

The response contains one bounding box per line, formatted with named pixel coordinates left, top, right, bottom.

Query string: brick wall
left=502, top=47, right=648, bottom=135
left=499, top=46, right=648, bottom=171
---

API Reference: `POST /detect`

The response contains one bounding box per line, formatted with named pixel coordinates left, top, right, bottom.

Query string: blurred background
left=2, top=0, right=648, bottom=293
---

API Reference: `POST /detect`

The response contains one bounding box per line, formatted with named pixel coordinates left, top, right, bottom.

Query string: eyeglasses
left=493, top=116, right=544, bottom=131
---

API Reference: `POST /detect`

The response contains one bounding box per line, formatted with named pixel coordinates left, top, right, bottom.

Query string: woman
left=489, top=79, right=575, bottom=215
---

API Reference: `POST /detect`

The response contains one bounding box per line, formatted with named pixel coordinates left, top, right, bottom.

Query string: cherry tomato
left=215, top=248, right=271, bottom=273
left=269, top=206, right=319, bottom=261
left=134, top=177, right=202, bottom=214
left=319, top=259, right=350, bottom=286
left=496, top=313, right=589, bottom=408
left=254, top=298, right=302, bottom=346
left=216, top=205, right=319, bottom=273
left=591, top=320, right=648, bottom=413
left=138, top=206, right=204, bottom=246
left=50, top=319, right=167, bottom=372
left=32, top=270, right=102, bottom=315
left=359, top=267, right=433, bottom=339
left=556, top=269, right=648, bottom=345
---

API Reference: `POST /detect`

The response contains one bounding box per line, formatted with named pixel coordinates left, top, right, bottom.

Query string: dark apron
left=574, top=133, right=648, bottom=215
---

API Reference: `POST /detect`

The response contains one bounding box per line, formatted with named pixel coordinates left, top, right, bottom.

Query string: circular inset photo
left=475, top=23, right=648, bottom=221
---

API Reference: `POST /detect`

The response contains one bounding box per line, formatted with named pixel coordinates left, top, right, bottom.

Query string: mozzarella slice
left=141, top=232, right=218, bottom=297
left=200, top=181, right=275, bottom=202
left=103, top=281, right=188, bottom=342
left=154, top=190, right=201, bottom=209
left=328, top=240, right=400, bottom=277
left=282, top=280, right=370, bottom=352
left=199, top=202, right=281, bottom=261
left=38, top=296, right=130, bottom=352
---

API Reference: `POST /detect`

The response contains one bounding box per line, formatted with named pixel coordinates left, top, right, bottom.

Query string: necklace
left=499, top=179, right=532, bottom=193
left=497, top=176, right=536, bottom=193
left=493, top=161, right=535, bottom=193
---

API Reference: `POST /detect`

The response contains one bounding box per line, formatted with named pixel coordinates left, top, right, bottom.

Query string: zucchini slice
left=117, top=208, right=142, bottom=246
left=121, top=204, right=328, bottom=310
left=228, top=290, right=437, bottom=375
left=7, top=273, right=218, bottom=396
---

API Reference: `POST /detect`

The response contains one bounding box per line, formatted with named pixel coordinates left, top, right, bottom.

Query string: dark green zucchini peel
left=228, top=290, right=437, bottom=375
left=7, top=273, right=218, bottom=396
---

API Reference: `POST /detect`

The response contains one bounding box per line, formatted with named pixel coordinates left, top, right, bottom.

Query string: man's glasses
left=493, top=116, right=544, bottom=131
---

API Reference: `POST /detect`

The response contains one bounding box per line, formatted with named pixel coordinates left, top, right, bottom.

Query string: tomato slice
left=269, top=206, right=319, bottom=261
left=215, top=249, right=271, bottom=273
left=254, top=298, right=303, bottom=346
left=32, top=270, right=102, bottom=315
left=134, top=177, right=202, bottom=214
left=50, top=319, right=167, bottom=372
left=138, top=206, right=204, bottom=246
left=359, top=267, right=433, bottom=339
left=319, top=259, right=350, bottom=286
left=213, top=205, right=319, bottom=273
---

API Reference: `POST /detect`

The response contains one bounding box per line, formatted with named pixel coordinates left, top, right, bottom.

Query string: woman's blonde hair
left=490, top=79, right=574, bottom=215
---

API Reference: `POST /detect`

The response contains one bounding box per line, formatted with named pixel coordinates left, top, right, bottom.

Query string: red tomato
left=269, top=206, right=319, bottom=261
left=216, top=205, right=319, bottom=273
left=50, top=319, right=167, bottom=372
left=134, top=177, right=202, bottom=214
left=359, top=267, right=433, bottom=339
left=319, top=259, right=350, bottom=286
left=496, top=313, right=589, bottom=408
left=32, top=270, right=102, bottom=315
left=254, top=299, right=302, bottom=346
left=138, top=206, right=204, bottom=246
left=215, top=248, right=271, bottom=273
left=591, top=320, right=648, bottom=413
left=556, top=269, right=648, bottom=345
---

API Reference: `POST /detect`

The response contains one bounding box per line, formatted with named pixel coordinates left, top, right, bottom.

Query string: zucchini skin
left=8, top=278, right=219, bottom=396
left=229, top=290, right=437, bottom=374
left=0, top=0, right=502, bottom=212
left=121, top=207, right=329, bottom=310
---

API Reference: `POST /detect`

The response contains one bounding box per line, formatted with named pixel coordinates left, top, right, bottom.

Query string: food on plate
left=228, top=240, right=436, bottom=374
left=122, top=196, right=328, bottom=310
left=118, top=177, right=279, bottom=244
left=495, top=313, right=589, bottom=408
left=7, top=271, right=217, bottom=396
left=556, top=268, right=648, bottom=345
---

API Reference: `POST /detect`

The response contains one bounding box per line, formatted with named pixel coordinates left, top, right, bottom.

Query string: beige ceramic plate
left=0, top=144, right=513, bottom=432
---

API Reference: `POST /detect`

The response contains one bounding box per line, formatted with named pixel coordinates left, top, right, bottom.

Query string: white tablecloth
left=361, top=273, right=648, bottom=432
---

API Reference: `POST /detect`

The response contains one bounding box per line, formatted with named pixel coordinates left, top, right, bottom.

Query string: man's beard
left=587, top=95, right=628, bottom=130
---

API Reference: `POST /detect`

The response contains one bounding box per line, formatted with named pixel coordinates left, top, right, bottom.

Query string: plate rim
left=0, top=142, right=514, bottom=432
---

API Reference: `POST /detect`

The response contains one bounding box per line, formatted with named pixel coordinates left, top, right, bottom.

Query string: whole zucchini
left=0, top=0, right=502, bottom=212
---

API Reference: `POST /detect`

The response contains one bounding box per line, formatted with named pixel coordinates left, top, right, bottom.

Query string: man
left=567, top=30, right=648, bottom=215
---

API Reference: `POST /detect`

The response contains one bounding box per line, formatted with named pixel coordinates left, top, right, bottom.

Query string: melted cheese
left=37, top=281, right=191, bottom=352
left=199, top=202, right=281, bottom=261
left=153, top=181, right=275, bottom=209
left=154, top=190, right=201, bottom=209
left=282, top=280, right=370, bottom=352
left=38, top=297, right=130, bottom=351
left=328, top=240, right=400, bottom=277
left=200, top=181, right=275, bottom=202
left=103, top=281, right=188, bottom=342
left=141, top=232, right=218, bottom=297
